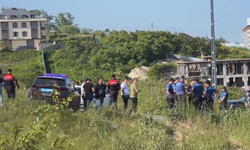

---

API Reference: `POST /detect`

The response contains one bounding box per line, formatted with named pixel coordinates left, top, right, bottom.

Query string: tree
left=54, top=13, right=74, bottom=31
left=81, top=28, right=93, bottom=35
left=60, top=25, right=80, bottom=34
left=29, top=9, right=55, bottom=32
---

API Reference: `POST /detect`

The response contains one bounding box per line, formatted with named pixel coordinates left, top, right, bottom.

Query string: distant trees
left=30, top=10, right=79, bottom=34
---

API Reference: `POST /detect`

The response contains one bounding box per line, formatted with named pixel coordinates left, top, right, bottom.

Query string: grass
left=0, top=80, right=250, bottom=150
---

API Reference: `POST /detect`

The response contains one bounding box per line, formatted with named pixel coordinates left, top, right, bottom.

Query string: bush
left=147, top=63, right=176, bottom=80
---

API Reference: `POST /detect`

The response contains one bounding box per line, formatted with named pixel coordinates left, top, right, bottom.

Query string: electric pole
left=210, top=0, right=217, bottom=89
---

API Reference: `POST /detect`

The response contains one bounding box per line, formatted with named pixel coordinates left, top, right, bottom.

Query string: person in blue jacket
left=166, top=78, right=175, bottom=109
left=204, top=80, right=218, bottom=111
left=219, top=86, right=228, bottom=110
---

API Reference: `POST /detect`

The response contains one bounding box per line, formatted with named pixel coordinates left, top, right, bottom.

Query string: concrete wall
left=37, top=42, right=54, bottom=51
left=34, top=39, right=41, bottom=48
left=12, top=40, right=27, bottom=49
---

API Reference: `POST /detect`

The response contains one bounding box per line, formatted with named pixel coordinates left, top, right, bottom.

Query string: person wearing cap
left=192, top=78, right=204, bottom=112
left=219, top=86, right=228, bottom=110
left=0, top=68, right=3, bottom=106
left=3, top=69, right=19, bottom=99
left=204, top=80, right=218, bottom=111
left=166, top=78, right=175, bottom=109
left=173, top=77, right=180, bottom=102
left=176, top=76, right=187, bottom=109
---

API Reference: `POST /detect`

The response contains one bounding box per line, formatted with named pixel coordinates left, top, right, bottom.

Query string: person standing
left=219, top=86, right=228, bottom=110
left=121, top=77, right=130, bottom=110
left=166, top=78, right=175, bottom=109
left=95, top=78, right=106, bottom=107
left=173, top=77, right=180, bottom=102
left=176, top=76, right=187, bottom=109
left=186, top=81, right=194, bottom=105
left=204, top=80, right=218, bottom=111
left=108, top=74, right=120, bottom=110
left=0, top=68, right=3, bottom=106
left=3, top=69, right=19, bottom=99
left=83, top=79, right=95, bottom=109
left=192, top=78, right=204, bottom=112
left=130, top=79, right=139, bottom=113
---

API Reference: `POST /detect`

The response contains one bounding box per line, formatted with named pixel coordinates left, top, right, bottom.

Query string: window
left=21, top=22, right=27, bottom=28
left=10, top=15, right=17, bottom=19
left=0, top=15, right=6, bottom=19
left=22, top=31, right=27, bottom=37
left=32, top=32, right=38, bottom=38
left=22, top=15, right=28, bottom=19
left=13, top=32, right=18, bottom=37
left=12, top=22, right=18, bottom=28
left=31, top=22, right=37, bottom=29
left=2, top=33, right=8, bottom=39
left=1, top=23, right=8, bottom=30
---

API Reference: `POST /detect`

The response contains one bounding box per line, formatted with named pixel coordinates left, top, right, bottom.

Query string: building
left=177, top=58, right=250, bottom=89
left=0, top=8, right=46, bottom=50
left=242, top=18, right=250, bottom=48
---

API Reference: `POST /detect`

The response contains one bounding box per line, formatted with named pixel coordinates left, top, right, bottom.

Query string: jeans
left=122, top=95, right=130, bottom=109
left=130, top=98, right=138, bottom=113
left=166, top=96, right=174, bottom=109
left=0, top=83, right=3, bottom=106
left=194, top=96, right=204, bottom=113
left=83, top=95, right=93, bottom=109
left=98, top=97, right=105, bottom=106
left=108, top=97, right=112, bottom=106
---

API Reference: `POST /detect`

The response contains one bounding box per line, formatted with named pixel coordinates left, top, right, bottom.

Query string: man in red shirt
left=108, top=74, right=120, bottom=110
left=3, top=69, right=19, bottom=99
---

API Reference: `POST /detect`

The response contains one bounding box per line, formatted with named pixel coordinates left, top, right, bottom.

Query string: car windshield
left=33, top=78, right=66, bottom=87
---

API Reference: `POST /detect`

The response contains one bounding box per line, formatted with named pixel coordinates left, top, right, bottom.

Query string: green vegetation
left=147, top=63, right=176, bottom=80
left=0, top=80, right=248, bottom=149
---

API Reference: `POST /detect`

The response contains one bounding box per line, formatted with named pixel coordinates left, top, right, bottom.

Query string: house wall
left=12, top=40, right=27, bottom=49
left=8, top=21, right=32, bottom=39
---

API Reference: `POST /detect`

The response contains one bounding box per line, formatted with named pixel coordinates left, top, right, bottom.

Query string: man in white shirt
left=121, top=77, right=130, bottom=110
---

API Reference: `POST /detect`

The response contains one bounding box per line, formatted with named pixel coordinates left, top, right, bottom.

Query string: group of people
left=166, top=76, right=229, bottom=112
left=0, top=67, right=231, bottom=113
left=0, top=69, right=20, bottom=106
left=79, top=74, right=140, bottom=112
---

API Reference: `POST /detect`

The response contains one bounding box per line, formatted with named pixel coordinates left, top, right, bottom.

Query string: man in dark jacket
left=108, top=74, right=120, bottom=110
left=3, top=69, right=19, bottom=99
left=95, top=78, right=106, bottom=107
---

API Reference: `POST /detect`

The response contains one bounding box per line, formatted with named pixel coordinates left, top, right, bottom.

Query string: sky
left=2, top=0, right=250, bottom=42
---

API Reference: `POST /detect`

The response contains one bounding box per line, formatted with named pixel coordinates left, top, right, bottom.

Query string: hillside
left=1, top=30, right=250, bottom=149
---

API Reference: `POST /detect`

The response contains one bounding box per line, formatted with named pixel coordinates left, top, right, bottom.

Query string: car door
left=67, top=79, right=80, bottom=107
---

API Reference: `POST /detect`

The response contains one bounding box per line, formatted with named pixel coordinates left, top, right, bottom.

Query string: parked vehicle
left=228, top=97, right=246, bottom=110
left=28, top=74, right=80, bottom=110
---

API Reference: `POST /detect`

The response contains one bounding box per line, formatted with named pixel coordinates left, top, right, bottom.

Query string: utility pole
left=210, top=0, right=217, bottom=90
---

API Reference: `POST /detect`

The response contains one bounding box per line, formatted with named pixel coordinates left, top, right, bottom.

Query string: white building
left=0, top=8, right=46, bottom=50
left=242, top=18, right=250, bottom=48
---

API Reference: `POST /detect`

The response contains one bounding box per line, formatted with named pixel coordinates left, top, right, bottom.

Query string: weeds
left=0, top=81, right=249, bottom=150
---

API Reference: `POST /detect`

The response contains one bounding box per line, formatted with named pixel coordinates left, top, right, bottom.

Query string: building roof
left=0, top=8, right=43, bottom=19
left=242, top=25, right=250, bottom=32
left=177, top=58, right=250, bottom=64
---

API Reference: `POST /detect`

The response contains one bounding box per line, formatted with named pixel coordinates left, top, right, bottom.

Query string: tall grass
left=0, top=80, right=250, bottom=150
